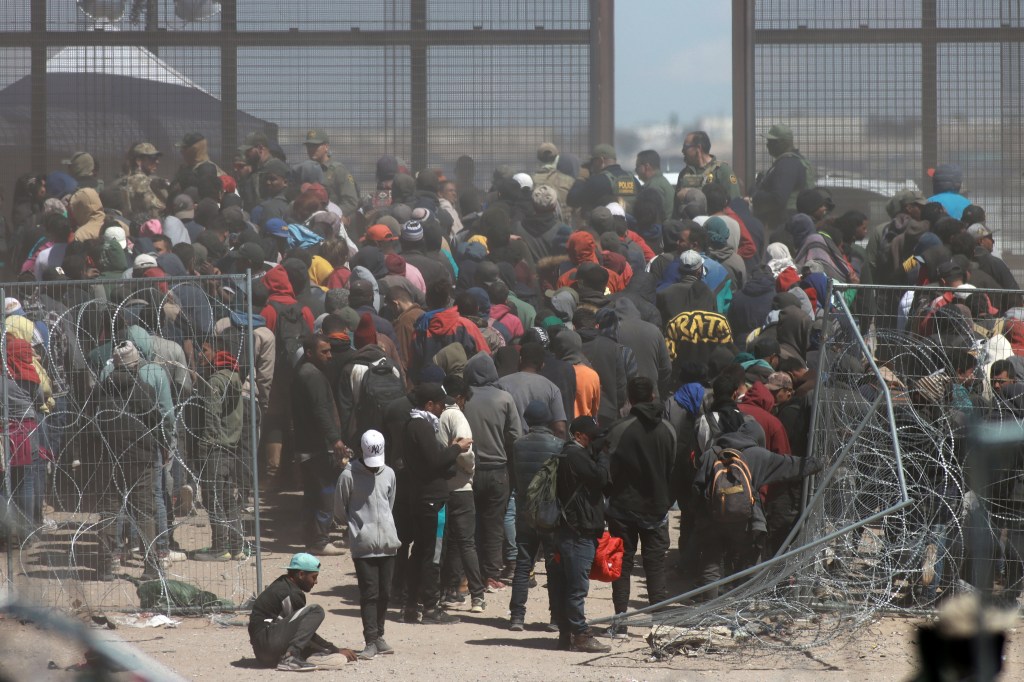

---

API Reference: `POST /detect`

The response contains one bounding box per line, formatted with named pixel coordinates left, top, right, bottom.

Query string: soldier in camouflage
left=115, top=142, right=166, bottom=220
left=172, top=132, right=226, bottom=197
left=303, top=129, right=359, bottom=217
left=240, top=132, right=274, bottom=211
left=674, top=131, right=740, bottom=218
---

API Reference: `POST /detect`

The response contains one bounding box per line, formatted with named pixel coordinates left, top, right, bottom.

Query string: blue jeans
left=503, top=491, right=517, bottom=564
left=509, top=516, right=554, bottom=622
left=548, top=526, right=598, bottom=635
left=7, top=460, right=46, bottom=535
left=154, top=456, right=169, bottom=552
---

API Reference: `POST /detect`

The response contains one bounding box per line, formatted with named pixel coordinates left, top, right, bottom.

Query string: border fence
left=605, top=283, right=1023, bottom=654
left=733, top=0, right=1024, bottom=277
left=0, top=0, right=612, bottom=216
left=0, top=274, right=260, bottom=615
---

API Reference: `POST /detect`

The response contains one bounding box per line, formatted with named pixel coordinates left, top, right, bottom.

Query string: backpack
left=706, top=447, right=755, bottom=522
left=356, top=358, right=406, bottom=439
left=269, top=300, right=307, bottom=369
left=523, top=456, right=564, bottom=531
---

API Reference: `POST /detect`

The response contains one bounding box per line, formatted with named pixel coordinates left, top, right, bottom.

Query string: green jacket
left=321, top=160, right=360, bottom=216
left=643, top=172, right=675, bottom=221
left=200, top=367, right=243, bottom=451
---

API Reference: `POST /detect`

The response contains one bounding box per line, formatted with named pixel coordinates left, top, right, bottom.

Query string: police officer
left=116, top=142, right=166, bottom=220
left=752, top=124, right=816, bottom=230
left=302, top=129, right=359, bottom=216
left=531, top=142, right=574, bottom=219
left=172, top=132, right=226, bottom=197
left=674, top=131, right=740, bottom=217
left=566, top=144, right=636, bottom=213
left=239, top=131, right=274, bottom=211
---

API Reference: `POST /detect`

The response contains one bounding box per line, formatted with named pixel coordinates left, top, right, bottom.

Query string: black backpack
left=269, top=300, right=307, bottom=369
left=705, top=447, right=755, bottom=523
left=356, top=358, right=406, bottom=439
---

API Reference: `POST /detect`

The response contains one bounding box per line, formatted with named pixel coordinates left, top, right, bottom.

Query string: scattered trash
left=112, top=614, right=181, bottom=628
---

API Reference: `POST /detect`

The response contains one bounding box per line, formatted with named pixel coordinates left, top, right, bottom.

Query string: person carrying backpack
left=690, top=429, right=822, bottom=600
left=548, top=416, right=611, bottom=654
left=258, top=266, right=314, bottom=491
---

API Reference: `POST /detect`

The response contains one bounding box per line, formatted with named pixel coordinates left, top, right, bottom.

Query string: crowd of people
left=2, top=124, right=1022, bottom=671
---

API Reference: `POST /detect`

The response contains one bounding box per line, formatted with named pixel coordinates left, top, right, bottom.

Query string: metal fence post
left=244, top=271, right=262, bottom=594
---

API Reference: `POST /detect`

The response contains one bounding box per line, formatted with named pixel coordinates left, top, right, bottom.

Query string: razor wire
left=0, top=274, right=260, bottom=615
left=598, top=283, right=1024, bottom=657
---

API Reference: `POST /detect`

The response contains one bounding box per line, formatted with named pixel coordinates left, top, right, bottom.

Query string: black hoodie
left=605, top=401, right=676, bottom=524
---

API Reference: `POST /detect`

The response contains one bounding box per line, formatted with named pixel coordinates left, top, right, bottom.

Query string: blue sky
left=615, top=1, right=732, bottom=127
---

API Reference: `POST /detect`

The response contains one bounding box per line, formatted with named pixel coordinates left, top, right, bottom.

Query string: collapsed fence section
left=0, top=274, right=261, bottom=614
left=602, top=283, right=1024, bottom=654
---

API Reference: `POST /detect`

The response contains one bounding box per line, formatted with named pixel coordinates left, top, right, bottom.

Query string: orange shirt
left=573, top=364, right=601, bottom=419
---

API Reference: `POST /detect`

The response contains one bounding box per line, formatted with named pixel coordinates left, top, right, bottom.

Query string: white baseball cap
left=512, top=172, right=534, bottom=191
left=361, top=430, right=386, bottom=468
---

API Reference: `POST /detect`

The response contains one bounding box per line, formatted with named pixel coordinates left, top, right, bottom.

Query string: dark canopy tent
left=0, top=70, right=276, bottom=198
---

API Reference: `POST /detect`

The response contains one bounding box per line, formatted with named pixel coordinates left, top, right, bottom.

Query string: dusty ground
left=2, top=492, right=1023, bottom=680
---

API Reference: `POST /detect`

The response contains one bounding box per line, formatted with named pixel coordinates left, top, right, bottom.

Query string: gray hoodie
left=334, top=459, right=400, bottom=559
left=611, top=298, right=672, bottom=398
left=463, top=352, right=523, bottom=469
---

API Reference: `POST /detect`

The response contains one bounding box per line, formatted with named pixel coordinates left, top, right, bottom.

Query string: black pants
left=405, top=499, right=446, bottom=612
left=696, top=521, right=751, bottom=600
left=354, top=556, right=395, bottom=643
left=474, top=468, right=509, bottom=581
left=299, top=453, right=339, bottom=549
left=442, top=489, right=486, bottom=599
left=509, top=515, right=554, bottom=622
left=251, top=603, right=327, bottom=666
left=607, top=515, right=670, bottom=613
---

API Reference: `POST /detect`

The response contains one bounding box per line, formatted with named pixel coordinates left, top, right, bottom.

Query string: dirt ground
left=2, top=492, right=1023, bottom=680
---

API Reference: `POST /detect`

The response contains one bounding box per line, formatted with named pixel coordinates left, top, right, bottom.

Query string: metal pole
left=244, top=271, right=263, bottom=593
left=731, top=0, right=756, bottom=192
left=1, top=286, right=10, bottom=594
left=588, top=0, right=615, bottom=150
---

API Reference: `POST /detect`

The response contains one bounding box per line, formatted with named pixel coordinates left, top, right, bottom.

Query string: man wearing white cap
left=967, top=222, right=1018, bottom=290
left=248, top=551, right=357, bottom=671
left=335, top=430, right=400, bottom=660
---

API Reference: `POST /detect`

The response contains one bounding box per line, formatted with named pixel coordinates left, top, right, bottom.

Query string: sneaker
left=193, top=549, right=231, bottom=562
left=545, top=621, right=559, bottom=633
left=403, top=609, right=421, bottom=624
left=440, top=590, right=466, bottom=608
left=570, top=632, right=611, bottom=653
left=158, top=550, right=186, bottom=567
left=421, top=608, right=460, bottom=625
left=306, top=652, right=346, bottom=669
left=233, top=546, right=252, bottom=560
left=485, top=578, right=507, bottom=592
left=307, top=543, right=345, bottom=557
left=374, top=637, right=394, bottom=655
left=499, top=562, right=515, bottom=583
left=509, top=618, right=525, bottom=632
left=528, top=569, right=537, bottom=588
left=470, top=597, right=485, bottom=613
left=356, top=642, right=377, bottom=660
left=276, top=654, right=317, bottom=672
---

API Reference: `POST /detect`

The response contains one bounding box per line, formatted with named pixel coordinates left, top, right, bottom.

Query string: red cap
left=362, top=224, right=398, bottom=243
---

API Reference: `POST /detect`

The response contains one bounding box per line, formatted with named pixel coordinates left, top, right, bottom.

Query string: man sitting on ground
left=248, top=552, right=357, bottom=671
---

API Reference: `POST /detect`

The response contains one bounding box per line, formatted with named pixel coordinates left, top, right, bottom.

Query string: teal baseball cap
left=284, top=552, right=321, bottom=572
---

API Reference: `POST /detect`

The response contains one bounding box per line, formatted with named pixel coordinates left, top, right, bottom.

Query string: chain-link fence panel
left=0, top=274, right=261, bottom=615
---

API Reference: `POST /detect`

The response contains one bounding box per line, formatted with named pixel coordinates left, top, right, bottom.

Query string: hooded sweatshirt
left=605, top=401, right=676, bottom=524
left=692, top=431, right=822, bottom=531
left=463, top=352, right=523, bottom=469
left=611, top=297, right=672, bottom=398
left=260, top=265, right=315, bottom=333
left=70, top=187, right=106, bottom=241
left=334, top=459, right=401, bottom=559
left=738, top=381, right=791, bottom=456
left=412, top=306, right=490, bottom=377
left=552, top=330, right=601, bottom=419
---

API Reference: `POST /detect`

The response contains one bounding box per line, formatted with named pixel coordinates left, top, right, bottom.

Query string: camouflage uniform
left=303, top=128, right=359, bottom=215
left=532, top=164, right=575, bottom=218
left=116, top=170, right=165, bottom=219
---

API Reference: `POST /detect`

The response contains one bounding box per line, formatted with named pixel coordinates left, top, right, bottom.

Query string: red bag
left=589, top=532, right=624, bottom=582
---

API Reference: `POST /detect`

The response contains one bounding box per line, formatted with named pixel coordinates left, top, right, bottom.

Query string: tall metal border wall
left=732, top=0, right=1024, bottom=274
left=0, top=0, right=612, bottom=212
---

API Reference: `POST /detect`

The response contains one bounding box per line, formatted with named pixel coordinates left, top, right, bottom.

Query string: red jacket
left=260, top=265, right=315, bottom=333
left=738, top=381, right=791, bottom=456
